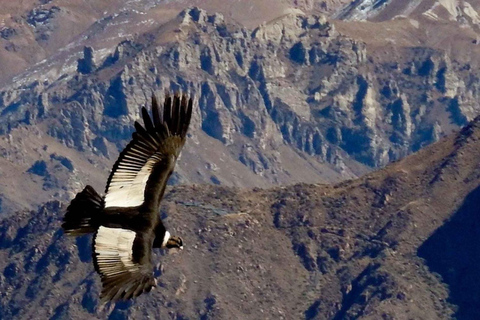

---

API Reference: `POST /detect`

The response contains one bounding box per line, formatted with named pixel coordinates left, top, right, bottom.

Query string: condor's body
left=62, top=94, right=192, bottom=302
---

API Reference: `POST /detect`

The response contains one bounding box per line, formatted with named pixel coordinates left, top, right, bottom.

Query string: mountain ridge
left=1, top=106, right=480, bottom=319
left=3, top=5, right=480, bottom=216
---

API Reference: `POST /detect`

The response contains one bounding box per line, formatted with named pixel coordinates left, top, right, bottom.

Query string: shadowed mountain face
left=1, top=115, right=480, bottom=319
left=418, top=185, right=480, bottom=319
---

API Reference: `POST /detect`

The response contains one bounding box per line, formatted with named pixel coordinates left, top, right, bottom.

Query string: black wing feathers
left=67, top=93, right=193, bottom=303
left=62, top=185, right=104, bottom=235
left=103, top=93, right=193, bottom=208
left=164, top=95, right=172, bottom=132
left=152, top=95, right=162, bottom=130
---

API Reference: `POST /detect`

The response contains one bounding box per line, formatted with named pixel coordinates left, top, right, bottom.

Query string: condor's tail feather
left=62, top=185, right=104, bottom=235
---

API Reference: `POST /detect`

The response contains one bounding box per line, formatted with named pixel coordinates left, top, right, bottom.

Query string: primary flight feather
left=62, top=93, right=193, bottom=302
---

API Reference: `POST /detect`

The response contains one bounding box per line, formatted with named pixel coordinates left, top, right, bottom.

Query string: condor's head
left=157, top=231, right=183, bottom=250
left=166, top=235, right=183, bottom=250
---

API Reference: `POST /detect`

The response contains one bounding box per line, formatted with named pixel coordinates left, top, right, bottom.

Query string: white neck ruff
left=161, top=231, right=170, bottom=248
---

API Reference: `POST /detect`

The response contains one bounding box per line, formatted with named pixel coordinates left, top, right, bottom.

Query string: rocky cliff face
left=2, top=5, right=480, bottom=214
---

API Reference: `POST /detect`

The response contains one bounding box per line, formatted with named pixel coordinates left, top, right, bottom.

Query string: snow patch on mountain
left=422, top=0, right=480, bottom=24
left=423, top=0, right=459, bottom=21
left=333, top=0, right=391, bottom=20
left=464, top=1, right=480, bottom=24
left=334, top=0, right=480, bottom=23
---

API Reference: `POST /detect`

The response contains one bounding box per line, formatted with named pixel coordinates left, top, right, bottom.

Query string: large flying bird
left=62, top=93, right=193, bottom=302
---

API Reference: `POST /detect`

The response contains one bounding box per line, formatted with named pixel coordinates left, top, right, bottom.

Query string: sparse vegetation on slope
left=1, top=116, right=480, bottom=319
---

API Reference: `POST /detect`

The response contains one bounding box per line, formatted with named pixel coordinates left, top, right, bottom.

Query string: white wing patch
left=95, top=226, right=139, bottom=276
left=104, top=154, right=162, bottom=208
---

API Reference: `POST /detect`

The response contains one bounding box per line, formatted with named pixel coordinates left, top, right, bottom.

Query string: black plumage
left=62, top=93, right=193, bottom=302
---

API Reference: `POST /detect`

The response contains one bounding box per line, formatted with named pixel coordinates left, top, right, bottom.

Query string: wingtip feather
left=159, top=91, right=194, bottom=139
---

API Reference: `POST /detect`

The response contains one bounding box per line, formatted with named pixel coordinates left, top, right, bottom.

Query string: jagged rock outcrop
left=1, top=6, right=480, bottom=214
left=77, top=47, right=96, bottom=75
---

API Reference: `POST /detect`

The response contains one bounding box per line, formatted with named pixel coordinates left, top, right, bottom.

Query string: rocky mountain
left=1, top=104, right=480, bottom=319
left=2, top=1, right=480, bottom=318
left=0, top=0, right=303, bottom=85
left=2, top=1, right=480, bottom=215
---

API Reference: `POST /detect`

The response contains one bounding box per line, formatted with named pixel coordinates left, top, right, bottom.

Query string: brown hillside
left=1, top=115, right=480, bottom=319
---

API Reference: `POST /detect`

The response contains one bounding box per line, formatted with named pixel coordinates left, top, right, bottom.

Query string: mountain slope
left=4, top=6, right=480, bottom=216
left=1, top=114, right=480, bottom=319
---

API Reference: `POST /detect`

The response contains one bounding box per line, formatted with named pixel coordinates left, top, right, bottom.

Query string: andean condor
left=62, top=93, right=193, bottom=302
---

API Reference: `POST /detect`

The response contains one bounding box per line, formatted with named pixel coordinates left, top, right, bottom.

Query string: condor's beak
left=180, top=246, right=184, bottom=250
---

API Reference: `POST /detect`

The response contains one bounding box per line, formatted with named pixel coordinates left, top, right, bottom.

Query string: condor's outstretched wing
left=93, top=226, right=156, bottom=302
left=104, top=94, right=193, bottom=209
